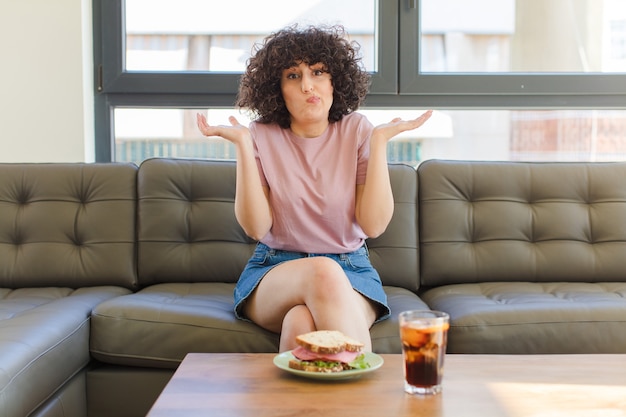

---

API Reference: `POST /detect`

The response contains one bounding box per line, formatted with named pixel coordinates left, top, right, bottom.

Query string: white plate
left=273, top=351, right=384, bottom=380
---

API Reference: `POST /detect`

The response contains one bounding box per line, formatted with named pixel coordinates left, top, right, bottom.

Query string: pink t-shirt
left=251, top=112, right=374, bottom=253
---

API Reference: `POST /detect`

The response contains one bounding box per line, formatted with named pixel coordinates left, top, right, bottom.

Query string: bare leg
left=279, top=305, right=315, bottom=352
left=243, top=256, right=378, bottom=352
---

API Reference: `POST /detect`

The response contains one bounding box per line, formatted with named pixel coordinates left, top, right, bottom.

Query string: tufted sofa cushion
left=135, top=158, right=420, bottom=289
left=422, top=282, right=626, bottom=353
left=0, top=163, right=138, bottom=289
left=418, top=160, right=626, bottom=286
left=367, top=162, right=420, bottom=291
left=136, top=158, right=255, bottom=286
left=90, top=282, right=279, bottom=367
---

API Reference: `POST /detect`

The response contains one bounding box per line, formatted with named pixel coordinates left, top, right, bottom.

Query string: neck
left=290, top=120, right=329, bottom=138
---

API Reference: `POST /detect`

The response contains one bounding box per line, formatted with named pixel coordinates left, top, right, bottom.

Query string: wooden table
left=147, top=353, right=626, bottom=417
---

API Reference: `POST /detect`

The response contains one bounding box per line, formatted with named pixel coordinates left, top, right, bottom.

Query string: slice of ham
left=292, top=346, right=360, bottom=363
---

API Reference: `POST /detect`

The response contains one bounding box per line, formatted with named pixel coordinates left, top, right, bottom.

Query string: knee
left=308, top=257, right=351, bottom=292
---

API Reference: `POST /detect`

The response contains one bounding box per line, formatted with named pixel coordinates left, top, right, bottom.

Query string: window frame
left=93, top=0, right=626, bottom=162
left=97, top=0, right=397, bottom=95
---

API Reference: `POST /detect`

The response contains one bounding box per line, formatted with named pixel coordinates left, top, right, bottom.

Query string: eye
left=313, top=69, right=325, bottom=76
left=283, top=67, right=301, bottom=80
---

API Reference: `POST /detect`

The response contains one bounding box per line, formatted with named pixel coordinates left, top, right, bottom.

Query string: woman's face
left=280, top=61, right=333, bottom=135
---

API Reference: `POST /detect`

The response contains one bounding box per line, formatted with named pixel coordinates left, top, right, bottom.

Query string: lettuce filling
left=297, top=353, right=371, bottom=370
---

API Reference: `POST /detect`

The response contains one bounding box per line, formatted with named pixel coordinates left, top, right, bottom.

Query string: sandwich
left=288, top=330, right=370, bottom=373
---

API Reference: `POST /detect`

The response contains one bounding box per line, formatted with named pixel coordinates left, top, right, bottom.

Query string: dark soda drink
left=399, top=311, right=449, bottom=395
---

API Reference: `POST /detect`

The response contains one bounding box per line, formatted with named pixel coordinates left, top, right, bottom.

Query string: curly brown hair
left=236, top=25, right=371, bottom=128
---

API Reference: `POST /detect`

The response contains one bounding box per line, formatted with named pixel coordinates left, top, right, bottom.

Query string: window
left=400, top=0, right=626, bottom=101
left=124, top=1, right=378, bottom=73
left=113, top=108, right=438, bottom=166
left=94, top=0, right=626, bottom=164
left=97, top=0, right=396, bottom=96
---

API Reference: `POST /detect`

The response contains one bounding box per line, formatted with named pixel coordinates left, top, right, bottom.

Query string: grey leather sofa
left=2, top=158, right=626, bottom=417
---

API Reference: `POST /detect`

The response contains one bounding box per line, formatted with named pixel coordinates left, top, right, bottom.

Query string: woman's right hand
left=196, top=113, right=251, bottom=145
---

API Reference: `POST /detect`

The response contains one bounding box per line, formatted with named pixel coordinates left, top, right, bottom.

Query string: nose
left=301, top=74, right=313, bottom=93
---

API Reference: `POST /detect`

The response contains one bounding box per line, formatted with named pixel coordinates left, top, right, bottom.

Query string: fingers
left=197, top=113, right=238, bottom=137
left=196, top=113, right=206, bottom=127
left=196, top=113, right=211, bottom=136
left=388, top=110, right=432, bottom=128
left=196, top=113, right=252, bottom=146
left=373, top=110, right=434, bottom=142
left=402, top=110, right=433, bottom=131
left=229, top=115, right=241, bottom=126
left=417, top=109, right=434, bottom=122
left=408, top=110, right=433, bottom=125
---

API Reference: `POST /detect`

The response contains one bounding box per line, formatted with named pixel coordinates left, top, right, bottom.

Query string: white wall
left=0, top=0, right=94, bottom=162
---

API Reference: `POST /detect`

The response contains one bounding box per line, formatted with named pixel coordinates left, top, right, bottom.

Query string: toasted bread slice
left=288, top=359, right=345, bottom=373
left=295, top=330, right=364, bottom=355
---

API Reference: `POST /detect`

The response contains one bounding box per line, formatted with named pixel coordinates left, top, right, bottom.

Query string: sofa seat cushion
left=90, top=283, right=429, bottom=368
left=90, top=283, right=279, bottom=368
left=371, top=286, right=431, bottom=353
left=421, top=282, right=626, bottom=354
left=0, top=286, right=131, bottom=417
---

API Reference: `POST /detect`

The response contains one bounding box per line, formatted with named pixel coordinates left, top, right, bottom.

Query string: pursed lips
left=306, top=96, right=321, bottom=104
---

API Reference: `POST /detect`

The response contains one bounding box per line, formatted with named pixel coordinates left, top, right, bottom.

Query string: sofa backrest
left=368, top=162, right=420, bottom=291
left=0, top=163, right=138, bottom=289
left=136, top=158, right=255, bottom=286
left=136, top=158, right=420, bottom=291
left=418, top=159, right=626, bottom=286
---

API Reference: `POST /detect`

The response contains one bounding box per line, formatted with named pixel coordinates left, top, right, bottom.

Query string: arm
left=355, top=110, right=433, bottom=238
left=197, top=114, right=272, bottom=240
left=354, top=134, right=393, bottom=238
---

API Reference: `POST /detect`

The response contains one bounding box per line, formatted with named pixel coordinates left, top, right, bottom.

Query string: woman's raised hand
left=371, top=110, right=433, bottom=143
left=196, top=113, right=251, bottom=145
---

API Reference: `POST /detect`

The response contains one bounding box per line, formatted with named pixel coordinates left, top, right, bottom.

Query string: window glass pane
left=421, top=0, right=626, bottom=73
left=124, top=0, right=377, bottom=73
left=113, top=108, right=432, bottom=165
left=421, top=110, right=626, bottom=162
left=113, top=108, right=626, bottom=164
left=114, top=108, right=238, bottom=162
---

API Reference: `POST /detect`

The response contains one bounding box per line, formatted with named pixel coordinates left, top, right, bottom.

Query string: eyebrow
left=281, top=63, right=328, bottom=76
left=285, top=62, right=325, bottom=69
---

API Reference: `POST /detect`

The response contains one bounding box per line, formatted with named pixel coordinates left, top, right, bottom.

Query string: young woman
left=197, top=25, right=432, bottom=352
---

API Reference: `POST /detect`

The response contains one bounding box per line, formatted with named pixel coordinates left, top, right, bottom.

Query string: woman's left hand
left=371, top=110, right=433, bottom=143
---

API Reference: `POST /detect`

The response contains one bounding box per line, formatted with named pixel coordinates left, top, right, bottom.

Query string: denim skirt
left=234, top=242, right=391, bottom=323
